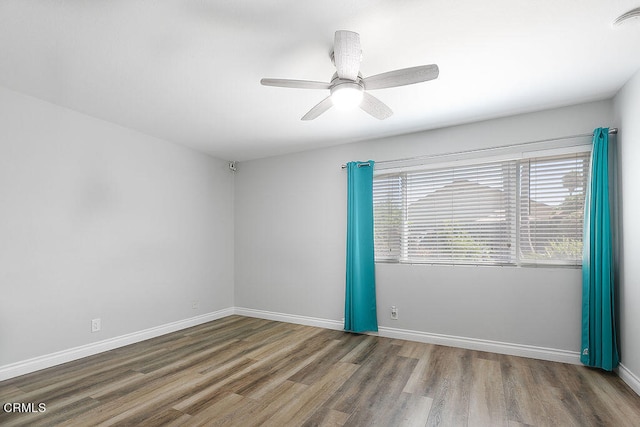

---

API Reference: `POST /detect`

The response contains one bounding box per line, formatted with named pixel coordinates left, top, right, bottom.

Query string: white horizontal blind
left=373, top=151, right=590, bottom=266
left=405, top=161, right=517, bottom=264
left=518, top=152, right=591, bottom=265
left=374, top=161, right=517, bottom=265
left=373, top=174, right=403, bottom=261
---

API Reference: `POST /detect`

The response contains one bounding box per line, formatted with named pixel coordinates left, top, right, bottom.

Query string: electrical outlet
left=91, top=318, right=101, bottom=332
left=192, top=301, right=199, bottom=310
left=391, top=306, right=398, bottom=320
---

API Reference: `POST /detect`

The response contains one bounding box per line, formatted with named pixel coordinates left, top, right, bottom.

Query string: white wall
left=0, top=86, right=235, bottom=366
left=235, top=100, right=614, bottom=354
left=614, top=68, right=640, bottom=388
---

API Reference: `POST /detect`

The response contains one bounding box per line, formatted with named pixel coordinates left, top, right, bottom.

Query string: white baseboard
left=0, top=308, right=233, bottom=381
left=376, top=325, right=581, bottom=365
left=618, top=363, right=640, bottom=396
left=234, top=307, right=344, bottom=331
left=233, top=307, right=581, bottom=365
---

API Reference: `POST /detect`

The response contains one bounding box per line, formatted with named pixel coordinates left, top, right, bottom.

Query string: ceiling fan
left=260, top=30, right=439, bottom=121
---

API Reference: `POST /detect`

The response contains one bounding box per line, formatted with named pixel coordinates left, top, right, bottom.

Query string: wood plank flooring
left=1, top=315, right=640, bottom=426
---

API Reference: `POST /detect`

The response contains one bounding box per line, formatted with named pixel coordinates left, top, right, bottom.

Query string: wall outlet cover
left=91, top=318, right=101, bottom=332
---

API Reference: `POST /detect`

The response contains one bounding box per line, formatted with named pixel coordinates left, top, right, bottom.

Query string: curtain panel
left=581, top=128, right=619, bottom=371
left=344, top=161, right=378, bottom=333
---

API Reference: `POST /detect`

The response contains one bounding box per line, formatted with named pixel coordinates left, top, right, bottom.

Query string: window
left=373, top=151, right=590, bottom=266
left=518, top=153, right=590, bottom=265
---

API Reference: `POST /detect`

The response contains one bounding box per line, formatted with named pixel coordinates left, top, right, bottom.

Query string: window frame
left=373, top=146, right=591, bottom=268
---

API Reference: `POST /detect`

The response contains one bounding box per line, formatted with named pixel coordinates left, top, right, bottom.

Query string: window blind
left=518, top=152, right=590, bottom=266
left=373, top=151, right=590, bottom=266
left=373, top=174, right=403, bottom=261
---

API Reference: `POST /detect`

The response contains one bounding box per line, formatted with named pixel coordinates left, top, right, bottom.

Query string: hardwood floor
left=1, top=315, right=640, bottom=426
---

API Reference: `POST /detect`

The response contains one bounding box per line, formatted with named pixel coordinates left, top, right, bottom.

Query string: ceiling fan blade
left=360, top=92, right=393, bottom=120
left=363, top=64, right=439, bottom=90
left=333, top=30, right=361, bottom=81
left=301, top=96, right=333, bottom=120
left=261, top=78, right=330, bottom=90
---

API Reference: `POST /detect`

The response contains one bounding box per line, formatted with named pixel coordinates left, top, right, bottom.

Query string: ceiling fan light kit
left=330, top=81, right=364, bottom=110
left=261, top=30, right=439, bottom=120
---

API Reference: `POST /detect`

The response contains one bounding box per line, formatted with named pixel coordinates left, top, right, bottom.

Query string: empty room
left=2, top=1, right=640, bottom=425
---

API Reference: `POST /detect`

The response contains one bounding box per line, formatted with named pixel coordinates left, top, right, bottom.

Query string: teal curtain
left=345, top=161, right=378, bottom=333
left=581, top=128, right=619, bottom=371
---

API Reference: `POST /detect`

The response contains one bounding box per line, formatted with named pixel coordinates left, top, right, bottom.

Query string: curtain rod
left=340, top=128, right=617, bottom=169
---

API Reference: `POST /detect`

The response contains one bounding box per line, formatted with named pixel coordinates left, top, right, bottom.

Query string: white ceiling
left=1, top=1, right=639, bottom=161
